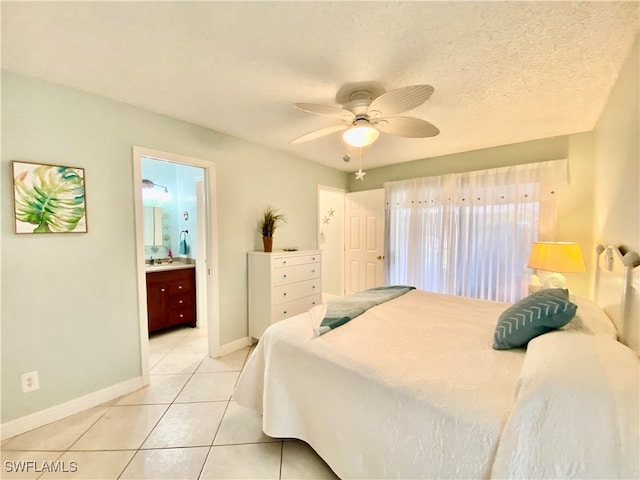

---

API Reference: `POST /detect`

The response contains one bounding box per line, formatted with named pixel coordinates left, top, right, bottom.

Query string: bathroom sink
left=144, top=260, right=194, bottom=272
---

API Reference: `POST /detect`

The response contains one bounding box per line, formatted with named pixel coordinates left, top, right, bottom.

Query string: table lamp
left=527, top=241, right=586, bottom=289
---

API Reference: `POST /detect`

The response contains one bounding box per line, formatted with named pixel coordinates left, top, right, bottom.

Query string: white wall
left=318, top=186, right=345, bottom=299
left=593, top=36, right=639, bottom=253
left=1, top=70, right=347, bottom=424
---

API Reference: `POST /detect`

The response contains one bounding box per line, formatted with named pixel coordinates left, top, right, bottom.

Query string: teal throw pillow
left=493, top=288, right=577, bottom=350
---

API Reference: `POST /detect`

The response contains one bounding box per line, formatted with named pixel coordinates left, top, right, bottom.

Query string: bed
left=234, top=245, right=639, bottom=479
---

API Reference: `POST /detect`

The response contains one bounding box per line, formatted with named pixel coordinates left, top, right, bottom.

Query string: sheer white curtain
left=384, top=159, right=569, bottom=302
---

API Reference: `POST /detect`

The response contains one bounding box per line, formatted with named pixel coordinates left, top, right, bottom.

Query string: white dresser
left=248, top=249, right=322, bottom=339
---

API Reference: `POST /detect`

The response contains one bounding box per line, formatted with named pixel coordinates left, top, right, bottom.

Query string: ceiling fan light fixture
left=342, top=121, right=379, bottom=147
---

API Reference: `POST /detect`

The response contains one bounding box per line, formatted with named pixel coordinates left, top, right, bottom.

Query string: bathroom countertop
left=145, top=261, right=195, bottom=273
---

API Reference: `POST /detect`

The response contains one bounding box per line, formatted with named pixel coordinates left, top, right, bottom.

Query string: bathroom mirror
left=143, top=206, right=164, bottom=246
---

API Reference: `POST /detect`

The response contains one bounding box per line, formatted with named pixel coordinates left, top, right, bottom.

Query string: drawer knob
left=283, top=292, right=287, bottom=296
left=179, top=300, right=183, bottom=304
left=178, top=285, right=183, bottom=289
left=179, top=314, right=184, bottom=318
left=283, top=261, right=287, bottom=265
left=283, top=310, right=287, bottom=315
left=312, top=285, right=316, bottom=289
left=311, top=269, right=316, bottom=273
left=312, top=257, right=316, bottom=260
left=312, top=301, right=316, bottom=305
left=161, top=288, right=166, bottom=292
left=283, top=274, right=287, bottom=279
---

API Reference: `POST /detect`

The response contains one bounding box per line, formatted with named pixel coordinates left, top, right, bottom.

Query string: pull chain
left=355, top=147, right=366, bottom=181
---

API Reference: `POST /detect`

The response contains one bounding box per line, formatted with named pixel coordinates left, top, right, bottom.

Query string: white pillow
left=566, top=295, right=618, bottom=339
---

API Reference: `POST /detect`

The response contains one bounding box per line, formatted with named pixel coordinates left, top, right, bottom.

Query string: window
left=384, top=160, right=568, bottom=303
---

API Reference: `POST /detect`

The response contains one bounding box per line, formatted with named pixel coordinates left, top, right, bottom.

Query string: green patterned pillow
left=493, top=288, right=577, bottom=350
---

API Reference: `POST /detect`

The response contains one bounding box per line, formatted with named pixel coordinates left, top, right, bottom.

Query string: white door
left=344, top=189, right=385, bottom=295
left=196, top=180, right=208, bottom=328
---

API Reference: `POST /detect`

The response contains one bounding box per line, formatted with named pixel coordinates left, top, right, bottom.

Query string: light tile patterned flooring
left=1, top=327, right=339, bottom=479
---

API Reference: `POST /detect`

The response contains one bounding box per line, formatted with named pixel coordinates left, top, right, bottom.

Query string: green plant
left=13, top=165, right=86, bottom=233
left=259, top=206, right=286, bottom=237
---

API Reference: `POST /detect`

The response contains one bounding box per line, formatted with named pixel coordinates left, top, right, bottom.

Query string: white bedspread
left=234, top=289, right=639, bottom=479
left=235, top=290, right=525, bottom=479
left=492, top=331, right=639, bottom=479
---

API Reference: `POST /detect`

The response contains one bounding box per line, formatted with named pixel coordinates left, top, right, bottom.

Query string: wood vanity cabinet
left=146, top=267, right=196, bottom=333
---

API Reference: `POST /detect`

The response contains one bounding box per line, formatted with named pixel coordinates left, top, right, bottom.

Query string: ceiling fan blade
left=294, top=103, right=355, bottom=121
left=373, top=116, right=440, bottom=138
left=289, top=124, right=349, bottom=144
left=367, top=85, right=434, bottom=118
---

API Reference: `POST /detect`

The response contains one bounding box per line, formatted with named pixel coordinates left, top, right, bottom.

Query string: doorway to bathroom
left=133, top=146, right=220, bottom=385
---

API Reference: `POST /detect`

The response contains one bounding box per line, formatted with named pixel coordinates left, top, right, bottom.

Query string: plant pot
left=262, top=236, right=273, bottom=253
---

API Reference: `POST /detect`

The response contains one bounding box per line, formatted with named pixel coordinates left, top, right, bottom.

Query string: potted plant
left=259, top=206, right=286, bottom=252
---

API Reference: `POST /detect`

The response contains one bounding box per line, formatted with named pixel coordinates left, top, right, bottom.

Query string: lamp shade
left=342, top=121, right=379, bottom=147
left=527, top=242, right=586, bottom=273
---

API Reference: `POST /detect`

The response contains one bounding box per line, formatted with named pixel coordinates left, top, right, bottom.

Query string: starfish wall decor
left=322, top=207, right=335, bottom=224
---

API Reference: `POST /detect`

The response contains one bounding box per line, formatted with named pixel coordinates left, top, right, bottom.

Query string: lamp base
left=542, top=272, right=567, bottom=289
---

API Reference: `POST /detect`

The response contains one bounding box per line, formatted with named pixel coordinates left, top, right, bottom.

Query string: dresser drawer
left=248, top=249, right=321, bottom=339
left=272, top=278, right=320, bottom=305
left=271, top=294, right=322, bottom=322
left=167, top=308, right=195, bottom=326
left=167, top=278, right=193, bottom=295
left=146, top=267, right=196, bottom=333
left=272, top=263, right=320, bottom=286
left=167, top=293, right=194, bottom=311
left=272, top=253, right=321, bottom=268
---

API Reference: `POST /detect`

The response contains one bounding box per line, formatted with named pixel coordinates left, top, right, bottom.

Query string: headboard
left=594, top=244, right=640, bottom=354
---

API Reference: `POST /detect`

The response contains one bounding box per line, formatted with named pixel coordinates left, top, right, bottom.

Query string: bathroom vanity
left=145, top=263, right=196, bottom=333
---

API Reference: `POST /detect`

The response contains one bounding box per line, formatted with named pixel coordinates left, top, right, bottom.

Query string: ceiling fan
left=290, top=84, right=440, bottom=147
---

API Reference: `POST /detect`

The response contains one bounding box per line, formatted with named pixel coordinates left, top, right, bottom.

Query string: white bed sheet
left=235, top=289, right=525, bottom=479
left=235, top=289, right=639, bottom=479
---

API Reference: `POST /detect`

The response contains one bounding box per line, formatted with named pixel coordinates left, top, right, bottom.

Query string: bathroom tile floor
left=1, top=326, right=339, bottom=479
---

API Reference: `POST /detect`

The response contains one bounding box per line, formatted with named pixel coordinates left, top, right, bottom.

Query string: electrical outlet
left=21, top=371, right=39, bottom=393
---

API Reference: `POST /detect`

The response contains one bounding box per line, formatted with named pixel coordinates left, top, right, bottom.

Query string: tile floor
left=1, top=327, right=339, bottom=479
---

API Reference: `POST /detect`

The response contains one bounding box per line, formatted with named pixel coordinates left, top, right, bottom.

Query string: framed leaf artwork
left=11, top=161, right=88, bottom=234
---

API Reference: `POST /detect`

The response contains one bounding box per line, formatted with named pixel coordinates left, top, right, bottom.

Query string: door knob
left=377, top=255, right=384, bottom=260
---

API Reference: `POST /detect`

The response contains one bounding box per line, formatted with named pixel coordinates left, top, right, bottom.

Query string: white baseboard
left=1, top=337, right=254, bottom=439
left=322, top=293, right=342, bottom=302
left=1, top=376, right=144, bottom=440
left=216, top=336, right=252, bottom=357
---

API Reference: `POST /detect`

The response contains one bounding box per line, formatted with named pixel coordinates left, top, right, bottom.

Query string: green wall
left=1, top=70, right=347, bottom=423
left=347, top=135, right=569, bottom=192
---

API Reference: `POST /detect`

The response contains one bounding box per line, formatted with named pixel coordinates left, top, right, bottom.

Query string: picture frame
left=11, top=160, right=88, bottom=234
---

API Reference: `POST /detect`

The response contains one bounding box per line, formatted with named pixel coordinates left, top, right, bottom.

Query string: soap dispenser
left=168, top=249, right=173, bottom=263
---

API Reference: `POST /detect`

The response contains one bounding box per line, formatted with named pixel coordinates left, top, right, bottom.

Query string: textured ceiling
left=2, top=1, right=638, bottom=172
